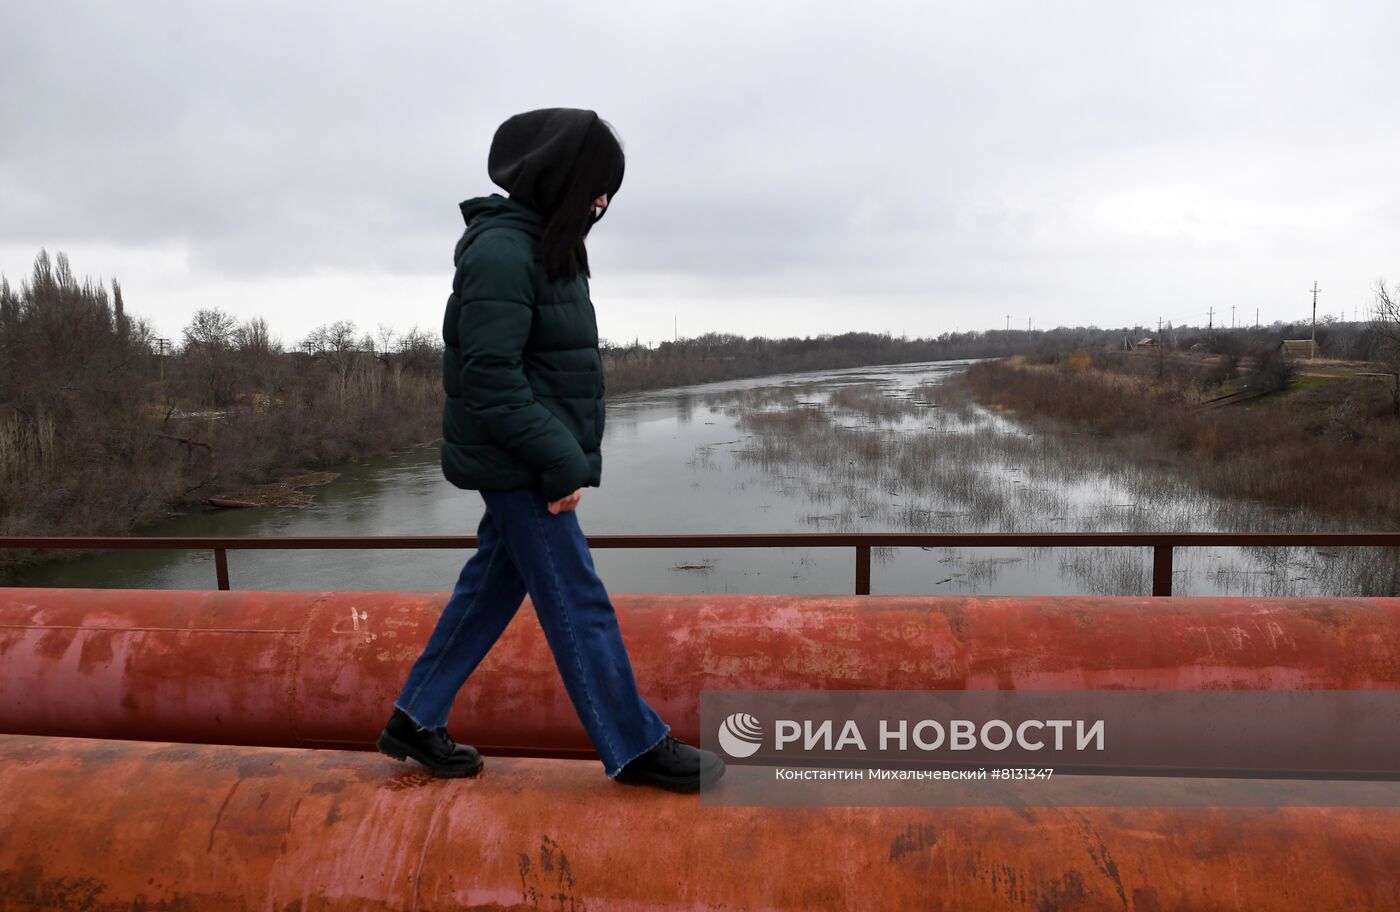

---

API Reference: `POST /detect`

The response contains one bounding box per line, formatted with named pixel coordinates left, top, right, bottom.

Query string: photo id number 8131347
left=990, top=768, right=1054, bottom=780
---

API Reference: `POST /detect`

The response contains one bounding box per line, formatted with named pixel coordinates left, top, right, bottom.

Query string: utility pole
left=1207, top=306, right=1214, bottom=330
left=1231, top=305, right=1235, bottom=329
left=1310, top=281, right=1320, bottom=358
left=1256, top=307, right=1259, bottom=329
left=154, top=338, right=170, bottom=381
left=1156, top=319, right=1166, bottom=380
left=1006, top=315, right=1010, bottom=332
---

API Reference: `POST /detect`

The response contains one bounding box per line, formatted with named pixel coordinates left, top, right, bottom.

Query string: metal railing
left=4, top=531, right=1399, bottom=595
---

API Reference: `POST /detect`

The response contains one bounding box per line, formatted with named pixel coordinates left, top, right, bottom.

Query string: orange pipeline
left=3, top=589, right=1399, bottom=756
left=0, top=733, right=1398, bottom=911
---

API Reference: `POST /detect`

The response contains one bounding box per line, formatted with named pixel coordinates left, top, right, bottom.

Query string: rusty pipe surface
left=3, top=589, right=1399, bottom=757
left=1, top=733, right=1399, bottom=911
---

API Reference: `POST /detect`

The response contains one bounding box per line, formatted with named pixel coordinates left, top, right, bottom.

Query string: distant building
left=1280, top=340, right=1319, bottom=359
left=1134, top=337, right=1157, bottom=350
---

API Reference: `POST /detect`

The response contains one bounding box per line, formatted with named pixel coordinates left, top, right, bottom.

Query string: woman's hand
left=547, top=489, right=583, bottom=514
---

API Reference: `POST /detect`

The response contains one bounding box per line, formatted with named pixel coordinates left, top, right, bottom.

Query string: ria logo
left=717, top=712, right=763, bottom=758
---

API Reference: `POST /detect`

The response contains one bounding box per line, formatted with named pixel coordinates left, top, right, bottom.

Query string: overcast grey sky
left=2, top=1, right=1396, bottom=346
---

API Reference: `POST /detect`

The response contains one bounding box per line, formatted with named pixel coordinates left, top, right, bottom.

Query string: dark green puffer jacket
left=441, top=193, right=604, bottom=501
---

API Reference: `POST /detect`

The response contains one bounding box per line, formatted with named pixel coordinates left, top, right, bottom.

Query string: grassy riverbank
left=692, top=364, right=1397, bottom=595
left=964, top=352, right=1400, bottom=526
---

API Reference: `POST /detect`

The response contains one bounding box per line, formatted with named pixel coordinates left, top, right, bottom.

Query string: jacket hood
left=459, top=193, right=543, bottom=239
left=486, top=108, right=605, bottom=215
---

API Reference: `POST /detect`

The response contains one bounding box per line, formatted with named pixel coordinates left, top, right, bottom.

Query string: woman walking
left=377, top=108, right=725, bottom=793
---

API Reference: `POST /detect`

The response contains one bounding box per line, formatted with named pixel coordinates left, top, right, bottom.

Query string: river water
left=14, top=360, right=1395, bottom=595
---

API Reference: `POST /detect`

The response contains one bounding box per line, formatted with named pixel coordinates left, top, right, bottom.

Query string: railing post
left=1151, top=545, right=1172, bottom=596
left=855, top=545, right=871, bottom=595
left=215, top=548, right=230, bottom=591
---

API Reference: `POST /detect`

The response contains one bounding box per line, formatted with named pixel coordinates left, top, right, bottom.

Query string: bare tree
left=398, top=325, right=439, bottom=374
left=182, top=308, right=238, bottom=350
left=112, top=279, right=128, bottom=340
left=300, top=320, right=359, bottom=357
left=234, top=316, right=278, bottom=354
left=181, top=308, right=241, bottom=405
left=301, top=320, right=362, bottom=405
left=1372, top=279, right=1400, bottom=417
left=373, top=324, right=398, bottom=362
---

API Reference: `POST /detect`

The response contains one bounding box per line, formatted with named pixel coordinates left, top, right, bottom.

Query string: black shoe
left=376, top=708, right=483, bottom=778
left=614, top=734, right=726, bottom=793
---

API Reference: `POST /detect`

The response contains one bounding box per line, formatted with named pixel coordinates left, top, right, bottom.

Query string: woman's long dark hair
left=538, top=117, right=625, bottom=282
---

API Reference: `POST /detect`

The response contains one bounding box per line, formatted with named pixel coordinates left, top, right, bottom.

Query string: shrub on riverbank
left=964, top=355, right=1400, bottom=525
left=0, top=252, right=441, bottom=581
left=601, top=332, right=1007, bottom=393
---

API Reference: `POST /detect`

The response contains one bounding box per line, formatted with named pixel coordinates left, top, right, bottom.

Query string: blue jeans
left=393, top=488, right=670, bottom=776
